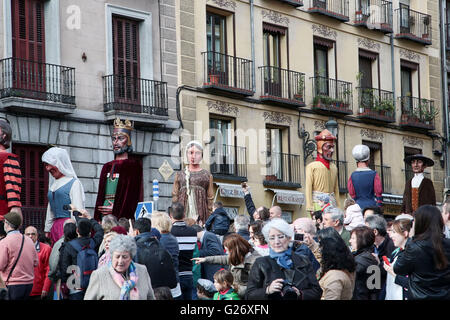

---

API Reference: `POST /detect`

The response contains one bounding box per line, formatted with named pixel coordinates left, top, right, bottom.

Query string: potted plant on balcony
left=355, top=10, right=363, bottom=23
left=420, top=102, right=438, bottom=125
left=422, top=16, right=430, bottom=40
left=313, top=94, right=333, bottom=109
left=294, top=76, right=304, bottom=101
left=209, top=73, right=220, bottom=85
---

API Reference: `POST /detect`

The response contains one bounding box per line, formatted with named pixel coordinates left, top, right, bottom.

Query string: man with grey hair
left=234, top=214, right=250, bottom=241
left=322, top=207, right=350, bottom=246
left=365, top=214, right=395, bottom=300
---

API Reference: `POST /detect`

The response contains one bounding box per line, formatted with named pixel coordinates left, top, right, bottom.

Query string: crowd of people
left=1, top=187, right=450, bottom=301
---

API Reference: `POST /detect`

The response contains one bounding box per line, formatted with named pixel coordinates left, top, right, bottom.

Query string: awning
left=214, top=182, right=245, bottom=201
left=382, top=193, right=403, bottom=205
left=265, top=188, right=305, bottom=206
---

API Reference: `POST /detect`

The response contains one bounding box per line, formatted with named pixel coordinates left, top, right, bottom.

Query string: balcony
left=354, top=0, right=393, bottom=33
left=394, top=7, right=432, bottom=45
left=103, top=74, right=168, bottom=126
left=210, top=144, right=247, bottom=182
left=334, top=160, right=348, bottom=193
left=276, top=0, right=304, bottom=7
left=202, top=51, right=254, bottom=97
left=0, top=57, right=75, bottom=115
left=399, top=96, right=436, bottom=131
left=259, top=66, right=306, bottom=109
left=263, top=152, right=301, bottom=188
left=356, top=87, right=395, bottom=123
left=311, top=76, right=353, bottom=116
left=373, top=165, right=392, bottom=194
left=306, top=0, right=350, bottom=22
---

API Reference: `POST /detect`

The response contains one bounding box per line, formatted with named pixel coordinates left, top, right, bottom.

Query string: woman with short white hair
left=84, top=235, right=155, bottom=300
left=246, top=218, right=322, bottom=300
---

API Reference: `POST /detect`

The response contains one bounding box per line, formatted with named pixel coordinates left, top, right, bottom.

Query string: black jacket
left=205, top=208, right=230, bottom=235
left=394, top=238, right=450, bottom=300
left=245, top=253, right=322, bottom=300
left=134, top=232, right=177, bottom=289
left=61, top=218, right=104, bottom=284
left=375, top=236, right=396, bottom=299
left=352, top=247, right=380, bottom=300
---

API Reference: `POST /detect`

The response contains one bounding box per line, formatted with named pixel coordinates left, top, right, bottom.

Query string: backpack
left=135, top=237, right=177, bottom=289
left=69, top=238, right=98, bottom=290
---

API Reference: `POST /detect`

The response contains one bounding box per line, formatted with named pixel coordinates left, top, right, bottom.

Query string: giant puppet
left=305, top=129, right=339, bottom=215
left=401, top=154, right=436, bottom=214
left=172, top=140, right=214, bottom=225
left=94, top=118, right=143, bottom=221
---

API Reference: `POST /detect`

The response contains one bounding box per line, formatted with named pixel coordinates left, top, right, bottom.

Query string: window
left=112, top=15, right=140, bottom=105
left=206, top=12, right=227, bottom=80
left=12, top=144, right=48, bottom=231
left=266, top=127, right=283, bottom=180
left=313, top=37, right=333, bottom=96
left=11, top=0, right=46, bottom=93
left=263, top=23, right=286, bottom=97
left=359, top=56, right=373, bottom=89
left=362, top=141, right=382, bottom=170
left=399, top=2, right=410, bottom=32
left=210, top=118, right=234, bottom=175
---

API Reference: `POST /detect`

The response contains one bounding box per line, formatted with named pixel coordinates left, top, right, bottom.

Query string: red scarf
left=316, top=153, right=330, bottom=170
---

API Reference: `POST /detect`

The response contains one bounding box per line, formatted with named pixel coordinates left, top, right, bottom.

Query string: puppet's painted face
left=187, top=145, right=203, bottom=165
left=44, top=163, right=64, bottom=179
left=321, top=142, right=335, bottom=161
left=411, top=159, right=425, bottom=173
left=112, top=132, right=129, bottom=155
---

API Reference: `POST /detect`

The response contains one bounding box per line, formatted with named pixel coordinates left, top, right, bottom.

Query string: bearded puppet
left=305, top=129, right=340, bottom=214
left=94, top=118, right=143, bottom=221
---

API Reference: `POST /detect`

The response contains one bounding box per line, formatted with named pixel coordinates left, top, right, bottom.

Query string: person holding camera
left=245, top=218, right=322, bottom=300
left=42, top=147, right=85, bottom=245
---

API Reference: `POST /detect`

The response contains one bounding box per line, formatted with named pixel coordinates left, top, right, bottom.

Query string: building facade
left=0, top=0, right=180, bottom=229
left=177, top=0, right=446, bottom=221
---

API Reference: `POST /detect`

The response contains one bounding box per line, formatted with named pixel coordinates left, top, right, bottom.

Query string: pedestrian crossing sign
left=135, top=201, right=154, bottom=220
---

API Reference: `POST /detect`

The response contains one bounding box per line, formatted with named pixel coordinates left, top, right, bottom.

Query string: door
left=11, top=0, right=46, bottom=97
left=263, top=29, right=282, bottom=97
left=401, top=67, right=413, bottom=113
left=359, top=56, right=373, bottom=109
left=206, top=12, right=227, bottom=85
left=12, top=144, right=48, bottom=232
left=314, top=45, right=329, bottom=96
left=210, top=118, right=233, bottom=175
left=266, top=128, right=283, bottom=180
left=112, top=15, right=140, bottom=109
left=399, top=3, right=411, bottom=34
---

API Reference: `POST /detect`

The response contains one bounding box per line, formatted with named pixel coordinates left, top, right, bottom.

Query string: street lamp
left=325, top=118, right=338, bottom=137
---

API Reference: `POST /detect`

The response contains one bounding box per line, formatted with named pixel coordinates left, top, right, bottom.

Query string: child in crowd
left=252, top=232, right=269, bottom=256
left=196, top=279, right=217, bottom=300
left=213, top=269, right=240, bottom=300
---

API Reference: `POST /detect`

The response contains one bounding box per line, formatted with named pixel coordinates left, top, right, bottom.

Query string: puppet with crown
left=94, top=118, right=143, bottom=221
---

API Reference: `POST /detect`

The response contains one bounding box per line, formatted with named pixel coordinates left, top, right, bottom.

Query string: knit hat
left=197, top=279, right=217, bottom=293
left=352, top=144, right=370, bottom=162
left=4, top=211, right=22, bottom=228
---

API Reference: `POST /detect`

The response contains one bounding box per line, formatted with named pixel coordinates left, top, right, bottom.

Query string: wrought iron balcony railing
left=276, top=0, right=304, bottom=7
left=103, top=74, right=168, bottom=116
left=210, top=144, right=247, bottom=179
left=0, top=57, right=75, bottom=105
left=356, top=87, right=395, bottom=122
left=264, top=151, right=301, bottom=185
left=373, top=165, right=392, bottom=194
left=311, top=76, right=353, bottom=115
left=394, top=6, right=432, bottom=45
left=354, top=0, right=393, bottom=33
left=399, top=96, right=436, bottom=131
left=307, top=0, right=350, bottom=22
left=202, top=51, right=254, bottom=96
left=259, top=66, right=306, bottom=108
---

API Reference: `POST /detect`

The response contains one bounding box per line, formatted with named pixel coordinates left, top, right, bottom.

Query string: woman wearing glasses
left=245, top=218, right=322, bottom=300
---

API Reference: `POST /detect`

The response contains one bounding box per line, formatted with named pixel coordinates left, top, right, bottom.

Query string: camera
left=294, top=233, right=304, bottom=241
left=281, top=280, right=298, bottom=300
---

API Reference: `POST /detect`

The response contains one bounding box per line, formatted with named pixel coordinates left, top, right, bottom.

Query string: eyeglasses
left=25, top=233, right=36, bottom=236
left=268, top=234, right=287, bottom=242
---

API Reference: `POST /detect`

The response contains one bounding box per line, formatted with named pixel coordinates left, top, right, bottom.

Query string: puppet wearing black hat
left=401, top=154, right=436, bottom=215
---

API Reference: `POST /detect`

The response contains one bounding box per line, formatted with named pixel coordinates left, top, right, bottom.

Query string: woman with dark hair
left=394, top=205, right=450, bottom=300
left=349, top=226, right=379, bottom=300
left=317, top=228, right=356, bottom=300
left=192, top=233, right=260, bottom=298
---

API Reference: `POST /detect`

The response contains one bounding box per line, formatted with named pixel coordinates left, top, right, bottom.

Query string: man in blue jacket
left=205, top=201, right=230, bottom=236
left=193, top=225, right=226, bottom=282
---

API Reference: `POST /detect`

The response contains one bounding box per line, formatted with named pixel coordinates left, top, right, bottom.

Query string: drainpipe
left=440, top=0, right=450, bottom=181
left=250, top=0, right=255, bottom=91
left=390, top=3, right=396, bottom=115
